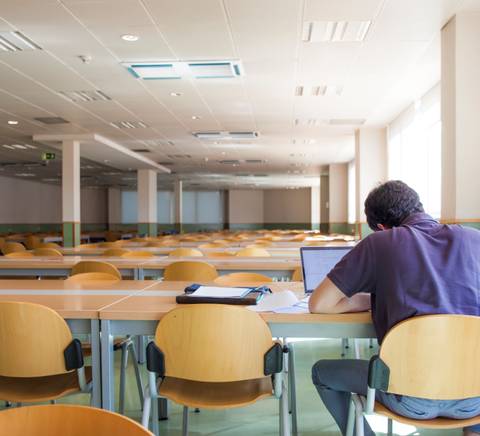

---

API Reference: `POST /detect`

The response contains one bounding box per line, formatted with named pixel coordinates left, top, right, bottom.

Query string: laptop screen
left=300, top=246, right=352, bottom=293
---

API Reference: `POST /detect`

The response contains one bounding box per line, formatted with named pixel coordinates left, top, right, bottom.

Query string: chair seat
left=0, top=367, right=92, bottom=403
left=375, top=401, right=480, bottom=429
left=159, top=376, right=273, bottom=409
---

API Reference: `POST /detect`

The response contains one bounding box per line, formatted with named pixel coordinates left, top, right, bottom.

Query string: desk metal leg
left=287, top=343, right=298, bottom=436
left=136, top=335, right=146, bottom=364
left=90, top=319, right=101, bottom=408
left=101, top=319, right=115, bottom=410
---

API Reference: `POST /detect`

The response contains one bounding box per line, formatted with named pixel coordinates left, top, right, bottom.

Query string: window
left=387, top=84, right=441, bottom=218
left=121, top=191, right=173, bottom=224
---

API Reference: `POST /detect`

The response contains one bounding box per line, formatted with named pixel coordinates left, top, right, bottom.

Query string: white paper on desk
left=189, top=286, right=250, bottom=298
left=248, top=290, right=299, bottom=312
left=274, top=305, right=310, bottom=314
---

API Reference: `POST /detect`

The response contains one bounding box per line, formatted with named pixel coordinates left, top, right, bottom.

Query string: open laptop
left=300, top=246, right=352, bottom=294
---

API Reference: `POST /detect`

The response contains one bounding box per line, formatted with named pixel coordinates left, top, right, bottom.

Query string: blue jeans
left=312, top=359, right=480, bottom=435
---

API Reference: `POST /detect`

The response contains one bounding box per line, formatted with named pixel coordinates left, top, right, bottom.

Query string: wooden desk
left=99, top=281, right=374, bottom=410
left=0, top=279, right=160, bottom=407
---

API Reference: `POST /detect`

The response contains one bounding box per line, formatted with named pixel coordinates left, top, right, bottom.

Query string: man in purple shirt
left=310, top=180, right=480, bottom=436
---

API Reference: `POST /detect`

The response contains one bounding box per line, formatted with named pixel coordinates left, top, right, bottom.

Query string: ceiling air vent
left=110, top=121, right=148, bottom=129
left=302, top=21, right=371, bottom=42
left=245, top=159, right=266, bottom=164
left=328, top=119, right=366, bottom=125
left=193, top=131, right=259, bottom=140
left=59, top=90, right=111, bottom=102
left=34, top=117, right=69, bottom=125
left=167, top=154, right=191, bottom=159
left=131, top=149, right=151, bottom=153
left=219, top=159, right=240, bottom=165
left=0, top=31, right=42, bottom=52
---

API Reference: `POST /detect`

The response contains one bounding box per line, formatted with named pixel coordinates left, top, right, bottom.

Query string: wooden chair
left=205, top=251, right=235, bottom=258
left=291, top=267, right=303, bottom=282
left=198, top=243, right=226, bottom=249
left=98, top=241, right=124, bottom=249
left=25, top=235, right=41, bottom=250
left=214, top=272, right=273, bottom=286
left=146, top=241, right=173, bottom=247
left=0, top=404, right=153, bottom=435
left=1, top=241, right=26, bottom=255
left=168, top=248, right=204, bottom=257
left=142, top=304, right=289, bottom=435
left=37, top=242, right=62, bottom=249
left=163, top=261, right=218, bottom=281
left=0, top=236, right=5, bottom=249
left=350, top=314, right=480, bottom=436
left=0, top=301, right=91, bottom=403
left=33, top=248, right=63, bottom=257
left=71, top=261, right=122, bottom=280
left=65, top=270, right=143, bottom=414
left=102, top=248, right=131, bottom=257
left=236, top=247, right=271, bottom=257
left=121, top=251, right=155, bottom=258
left=5, top=251, right=34, bottom=258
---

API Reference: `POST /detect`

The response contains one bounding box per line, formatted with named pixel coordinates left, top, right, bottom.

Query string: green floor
left=2, top=339, right=464, bottom=435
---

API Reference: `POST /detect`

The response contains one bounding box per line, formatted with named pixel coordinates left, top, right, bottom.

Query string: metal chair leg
left=141, top=384, right=151, bottom=429
left=341, top=338, right=349, bottom=357
left=129, top=341, right=144, bottom=408
left=182, top=406, right=189, bottom=436
left=151, top=393, right=159, bottom=436
left=119, top=342, right=129, bottom=414
left=387, top=418, right=393, bottom=436
left=287, top=343, right=298, bottom=436
left=346, top=398, right=355, bottom=436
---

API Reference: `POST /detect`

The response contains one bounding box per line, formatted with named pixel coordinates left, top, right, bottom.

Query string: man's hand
left=308, top=278, right=371, bottom=314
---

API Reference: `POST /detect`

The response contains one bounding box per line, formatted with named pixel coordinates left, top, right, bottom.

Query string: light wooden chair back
left=2, top=241, right=26, bottom=255
left=291, top=267, right=303, bottom=281
left=71, top=261, right=122, bottom=280
left=168, top=248, right=203, bottom=257
left=0, top=404, right=153, bottom=436
left=33, top=248, right=63, bottom=257
left=198, top=243, right=225, bottom=249
left=5, top=251, right=35, bottom=258
left=146, top=241, right=172, bottom=247
left=102, top=248, right=130, bottom=257
left=212, top=240, right=230, bottom=246
left=205, top=251, right=235, bottom=258
left=155, top=304, right=274, bottom=382
left=37, top=242, right=61, bottom=249
left=0, top=302, right=73, bottom=377
left=0, top=236, right=5, bottom=248
left=121, top=251, right=155, bottom=258
left=163, top=261, right=218, bottom=281
left=236, top=247, right=271, bottom=257
left=98, top=241, right=124, bottom=249
left=377, top=314, right=480, bottom=399
left=130, top=238, right=148, bottom=243
left=65, top=272, right=121, bottom=283
left=214, top=272, right=273, bottom=285
left=25, top=235, right=41, bottom=250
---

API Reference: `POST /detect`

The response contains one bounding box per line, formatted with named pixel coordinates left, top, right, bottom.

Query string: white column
left=62, top=140, right=80, bottom=247
left=355, top=128, right=387, bottom=237
left=310, top=183, right=320, bottom=231
left=174, top=180, right=183, bottom=233
left=137, top=169, right=157, bottom=236
left=441, top=13, right=480, bottom=226
left=328, top=163, right=348, bottom=234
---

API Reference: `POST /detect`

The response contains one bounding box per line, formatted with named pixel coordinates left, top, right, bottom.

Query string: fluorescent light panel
left=302, top=21, right=371, bottom=42
left=0, top=31, right=42, bottom=51
left=110, top=121, right=148, bottom=129
left=59, top=90, right=111, bottom=103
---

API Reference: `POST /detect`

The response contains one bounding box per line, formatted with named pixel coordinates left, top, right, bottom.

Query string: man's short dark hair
left=364, top=180, right=424, bottom=230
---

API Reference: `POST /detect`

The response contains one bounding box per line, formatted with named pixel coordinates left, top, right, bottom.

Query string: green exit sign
left=41, top=152, right=56, bottom=160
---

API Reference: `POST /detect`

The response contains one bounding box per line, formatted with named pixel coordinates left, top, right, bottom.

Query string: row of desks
left=0, top=256, right=301, bottom=280
left=0, top=279, right=374, bottom=411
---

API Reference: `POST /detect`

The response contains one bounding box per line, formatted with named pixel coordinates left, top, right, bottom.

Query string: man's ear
left=377, top=224, right=386, bottom=231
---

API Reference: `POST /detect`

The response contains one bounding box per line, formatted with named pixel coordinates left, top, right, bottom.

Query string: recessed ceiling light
left=2, top=144, right=15, bottom=149
left=121, top=34, right=139, bottom=42
left=191, top=115, right=201, bottom=120
left=170, top=92, right=182, bottom=97
left=15, top=173, right=35, bottom=177
left=7, top=120, right=18, bottom=125
left=12, top=144, right=27, bottom=149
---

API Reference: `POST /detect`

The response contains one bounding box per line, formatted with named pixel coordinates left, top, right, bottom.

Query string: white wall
left=0, top=175, right=107, bottom=224
left=228, top=190, right=264, bottom=224
left=263, top=189, right=311, bottom=224
left=328, top=164, right=348, bottom=223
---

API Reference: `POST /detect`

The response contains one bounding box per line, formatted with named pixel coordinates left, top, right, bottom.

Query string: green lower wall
left=329, top=223, right=356, bottom=235
left=0, top=223, right=108, bottom=235
left=138, top=223, right=158, bottom=237
left=461, top=222, right=480, bottom=230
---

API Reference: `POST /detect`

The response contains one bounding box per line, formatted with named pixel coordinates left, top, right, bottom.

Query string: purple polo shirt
left=328, top=213, right=480, bottom=343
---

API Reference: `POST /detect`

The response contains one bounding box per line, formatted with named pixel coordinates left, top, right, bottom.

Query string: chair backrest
left=146, top=241, right=171, bottom=247
left=37, top=242, right=61, bottom=249
left=33, top=248, right=63, bottom=257
left=5, top=251, right=35, bottom=258
left=121, top=250, right=155, bottom=258
left=0, top=404, right=153, bottom=436
left=25, top=235, right=41, bottom=250
left=163, top=261, right=218, bottom=281
left=98, top=241, right=124, bottom=248
left=205, top=251, right=235, bottom=258
left=65, top=272, right=121, bottom=283
left=198, top=243, right=225, bottom=249
left=2, top=241, right=26, bottom=255
left=291, top=267, right=303, bottom=281
left=236, top=247, right=271, bottom=257
left=212, top=239, right=230, bottom=245
left=377, top=314, right=480, bottom=399
left=155, top=304, right=274, bottom=382
left=102, top=248, right=131, bottom=257
left=0, top=302, right=73, bottom=377
left=0, top=236, right=5, bottom=248
left=71, top=261, right=122, bottom=280
left=214, top=272, right=273, bottom=286
left=168, top=248, right=204, bottom=257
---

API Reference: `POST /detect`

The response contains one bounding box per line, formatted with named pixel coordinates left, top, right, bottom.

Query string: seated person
left=309, top=180, right=480, bottom=436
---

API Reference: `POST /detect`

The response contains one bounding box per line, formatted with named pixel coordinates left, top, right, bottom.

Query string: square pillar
left=137, top=169, right=157, bottom=237
left=355, top=128, right=387, bottom=237
left=441, top=13, right=480, bottom=228
left=62, top=140, right=81, bottom=247
left=174, top=180, right=183, bottom=233
left=328, top=164, right=348, bottom=234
